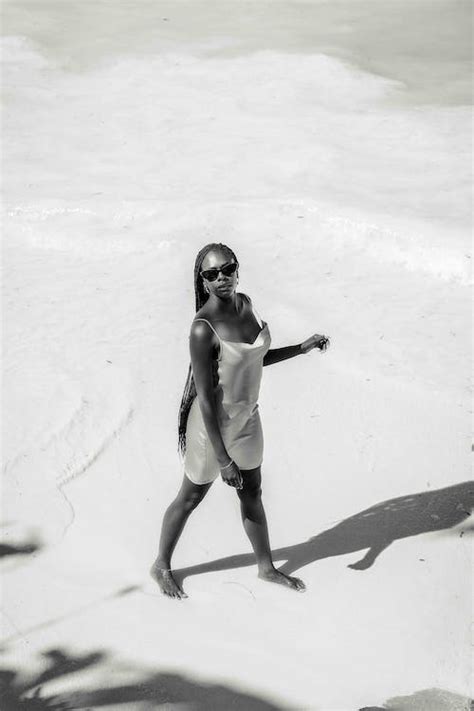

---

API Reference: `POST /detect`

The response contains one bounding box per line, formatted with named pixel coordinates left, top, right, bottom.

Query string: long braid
left=177, top=243, right=238, bottom=460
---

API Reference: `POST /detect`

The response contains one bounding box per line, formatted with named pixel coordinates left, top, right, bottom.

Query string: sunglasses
left=200, top=262, right=239, bottom=282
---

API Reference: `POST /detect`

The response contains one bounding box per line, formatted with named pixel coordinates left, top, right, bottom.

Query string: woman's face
left=200, top=250, right=239, bottom=299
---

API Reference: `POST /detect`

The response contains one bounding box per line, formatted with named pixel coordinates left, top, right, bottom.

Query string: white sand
left=1, top=2, right=472, bottom=709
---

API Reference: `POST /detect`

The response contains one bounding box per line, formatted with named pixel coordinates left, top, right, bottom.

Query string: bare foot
left=150, top=564, right=188, bottom=600
left=258, top=567, right=306, bottom=592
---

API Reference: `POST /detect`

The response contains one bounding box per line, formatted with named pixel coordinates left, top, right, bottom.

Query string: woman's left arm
left=263, top=333, right=330, bottom=367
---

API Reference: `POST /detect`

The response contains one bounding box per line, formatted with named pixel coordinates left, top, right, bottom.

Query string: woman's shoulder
left=190, top=308, right=219, bottom=343
left=189, top=318, right=216, bottom=340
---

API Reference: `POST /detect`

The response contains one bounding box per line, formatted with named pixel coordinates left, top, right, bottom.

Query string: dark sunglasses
left=200, top=262, right=239, bottom=282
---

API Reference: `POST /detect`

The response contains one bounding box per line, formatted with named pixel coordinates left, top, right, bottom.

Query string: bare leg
left=237, top=466, right=306, bottom=592
left=151, top=474, right=213, bottom=599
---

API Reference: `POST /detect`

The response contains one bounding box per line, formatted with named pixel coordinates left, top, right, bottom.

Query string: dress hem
left=184, top=469, right=219, bottom=486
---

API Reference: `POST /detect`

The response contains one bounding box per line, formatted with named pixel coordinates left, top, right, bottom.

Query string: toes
left=288, top=575, right=306, bottom=591
left=294, top=577, right=306, bottom=590
left=154, top=569, right=188, bottom=600
left=259, top=570, right=306, bottom=593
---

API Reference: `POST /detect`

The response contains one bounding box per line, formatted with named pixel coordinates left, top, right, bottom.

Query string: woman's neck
left=206, top=291, right=241, bottom=315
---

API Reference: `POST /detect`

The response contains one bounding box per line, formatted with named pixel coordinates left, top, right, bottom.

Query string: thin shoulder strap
left=193, top=318, right=221, bottom=340
left=243, top=293, right=264, bottom=328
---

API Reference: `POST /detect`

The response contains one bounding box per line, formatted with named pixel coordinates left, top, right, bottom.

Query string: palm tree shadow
left=0, top=648, right=107, bottom=710
left=0, top=541, right=41, bottom=559
left=172, top=481, right=473, bottom=585
left=0, top=647, right=283, bottom=709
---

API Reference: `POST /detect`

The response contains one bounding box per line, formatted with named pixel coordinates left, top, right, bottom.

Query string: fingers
left=222, top=471, right=243, bottom=489
left=219, top=461, right=243, bottom=489
left=234, top=467, right=243, bottom=489
left=225, top=477, right=243, bottom=489
left=318, top=336, right=330, bottom=351
left=304, top=334, right=331, bottom=352
left=234, top=468, right=243, bottom=489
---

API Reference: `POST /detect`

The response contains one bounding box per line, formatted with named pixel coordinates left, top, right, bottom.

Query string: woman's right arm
left=189, top=322, right=242, bottom=488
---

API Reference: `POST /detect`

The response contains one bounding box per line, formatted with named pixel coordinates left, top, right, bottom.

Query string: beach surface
left=1, top=2, right=472, bottom=709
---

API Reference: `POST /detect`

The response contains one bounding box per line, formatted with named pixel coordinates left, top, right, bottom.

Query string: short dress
left=183, top=295, right=272, bottom=485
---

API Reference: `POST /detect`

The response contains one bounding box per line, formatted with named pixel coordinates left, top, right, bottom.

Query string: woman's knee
left=237, top=476, right=262, bottom=501
left=178, top=489, right=206, bottom=513
left=175, top=478, right=209, bottom=512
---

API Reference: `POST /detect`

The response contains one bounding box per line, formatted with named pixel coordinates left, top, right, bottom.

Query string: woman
left=151, top=242, right=330, bottom=599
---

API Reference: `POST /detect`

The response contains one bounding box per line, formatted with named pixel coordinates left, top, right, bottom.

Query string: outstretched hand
left=301, top=333, right=331, bottom=354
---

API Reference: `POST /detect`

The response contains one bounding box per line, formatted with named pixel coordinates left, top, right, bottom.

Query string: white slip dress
left=183, top=295, right=271, bottom=485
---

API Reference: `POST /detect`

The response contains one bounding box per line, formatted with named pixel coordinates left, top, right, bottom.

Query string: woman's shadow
left=173, top=481, right=473, bottom=584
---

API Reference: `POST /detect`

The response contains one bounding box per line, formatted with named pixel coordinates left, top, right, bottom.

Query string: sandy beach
left=1, top=1, right=472, bottom=709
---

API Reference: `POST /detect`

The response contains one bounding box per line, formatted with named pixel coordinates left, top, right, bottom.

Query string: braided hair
left=177, top=242, right=238, bottom=460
